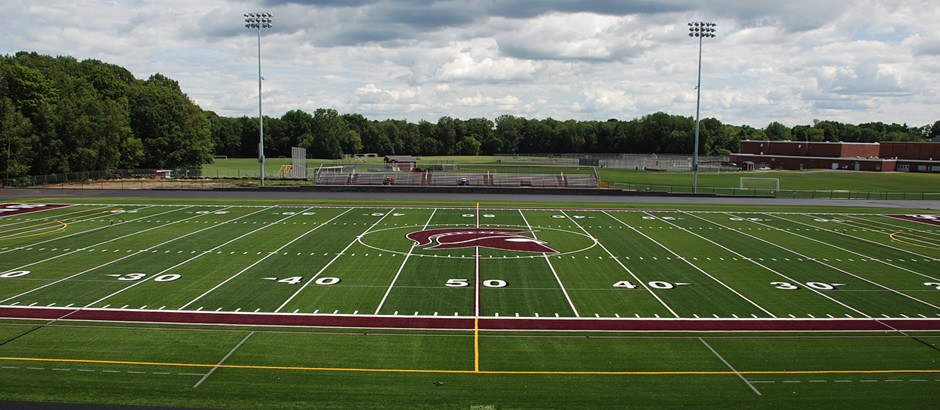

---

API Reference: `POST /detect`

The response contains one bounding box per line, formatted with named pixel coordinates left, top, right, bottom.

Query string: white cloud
left=1, top=0, right=938, bottom=128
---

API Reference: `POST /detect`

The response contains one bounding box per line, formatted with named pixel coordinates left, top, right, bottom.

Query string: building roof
left=384, top=155, right=417, bottom=162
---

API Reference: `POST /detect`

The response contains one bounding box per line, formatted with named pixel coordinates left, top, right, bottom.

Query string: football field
left=1, top=201, right=939, bottom=407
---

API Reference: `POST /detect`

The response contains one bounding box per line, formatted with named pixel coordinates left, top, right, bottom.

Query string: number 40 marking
left=264, top=277, right=341, bottom=285
left=613, top=280, right=688, bottom=290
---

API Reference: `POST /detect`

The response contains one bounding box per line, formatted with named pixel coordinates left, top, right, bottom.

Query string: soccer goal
left=739, top=177, right=780, bottom=191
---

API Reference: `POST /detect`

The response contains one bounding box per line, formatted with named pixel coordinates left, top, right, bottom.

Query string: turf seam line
left=0, top=308, right=81, bottom=348
left=698, top=337, right=762, bottom=396
left=193, top=331, right=254, bottom=389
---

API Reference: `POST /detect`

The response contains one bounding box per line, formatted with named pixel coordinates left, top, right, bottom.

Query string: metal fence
left=611, top=182, right=940, bottom=200
left=3, top=168, right=938, bottom=200
left=495, top=153, right=732, bottom=172
left=0, top=169, right=307, bottom=190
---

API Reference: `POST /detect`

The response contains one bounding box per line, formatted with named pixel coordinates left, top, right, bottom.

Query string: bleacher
left=316, top=172, right=597, bottom=188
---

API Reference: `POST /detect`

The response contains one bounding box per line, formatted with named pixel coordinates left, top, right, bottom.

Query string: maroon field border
left=0, top=203, right=70, bottom=218
left=2, top=307, right=939, bottom=332
left=885, top=214, right=940, bottom=227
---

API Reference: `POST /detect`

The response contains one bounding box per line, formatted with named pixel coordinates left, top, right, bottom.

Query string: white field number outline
left=262, top=276, right=342, bottom=286
left=771, top=281, right=844, bottom=290
left=0, top=270, right=31, bottom=278
left=613, top=280, right=689, bottom=290
left=446, top=278, right=507, bottom=288
left=110, top=273, right=181, bottom=282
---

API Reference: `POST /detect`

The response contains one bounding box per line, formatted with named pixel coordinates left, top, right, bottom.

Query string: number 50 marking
left=446, top=279, right=507, bottom=288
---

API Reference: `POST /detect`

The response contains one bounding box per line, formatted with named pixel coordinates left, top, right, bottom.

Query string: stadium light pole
left=245, top=12, right=272, bottom=187
left=689, top=21, right=716, bottom=194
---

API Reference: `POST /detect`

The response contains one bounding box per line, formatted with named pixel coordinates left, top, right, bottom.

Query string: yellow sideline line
left=474, top=316, right=480, bottom=372
left=1, top=357, right=938, bottom=376
left=473, top=201, right=481, bottom=373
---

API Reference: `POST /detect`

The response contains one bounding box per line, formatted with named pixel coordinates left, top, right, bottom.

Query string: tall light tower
left=688, top=21, right=716, bottom=193
left=245, top=12, right=272, bottom=187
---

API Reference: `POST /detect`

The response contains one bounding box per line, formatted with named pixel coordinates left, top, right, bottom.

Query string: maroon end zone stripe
left=479, top=318, right=899, bottom=331
left=0, top=203, right=70, bottom=218
left=61, top=309, right=475, bottom=329
left=886, top=214, right=940, bottom=227
left=2, top=307, right=939, bottom=331
left=0, top=307, right=78, bottom=320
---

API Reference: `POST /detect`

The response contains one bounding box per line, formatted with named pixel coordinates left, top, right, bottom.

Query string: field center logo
left=407, top=228, right=558, bottom=253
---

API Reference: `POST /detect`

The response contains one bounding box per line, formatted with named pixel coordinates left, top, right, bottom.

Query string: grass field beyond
left=0, top=201, right=939, bottom=408
left=202, top=156, right=940, bottom=195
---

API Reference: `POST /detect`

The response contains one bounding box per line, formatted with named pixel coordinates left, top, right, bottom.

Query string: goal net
left=739, top=177, right=780, bottom=191
left=291, top=147, right=307, bottom=179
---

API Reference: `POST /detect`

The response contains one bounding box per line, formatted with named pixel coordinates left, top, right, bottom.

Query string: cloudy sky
left=3, top=0, right=939, bottom=128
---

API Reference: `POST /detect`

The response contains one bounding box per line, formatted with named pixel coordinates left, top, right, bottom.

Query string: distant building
left=384, top=155, right=418, bottom=171
left=731, top=140, right=940, bottom=172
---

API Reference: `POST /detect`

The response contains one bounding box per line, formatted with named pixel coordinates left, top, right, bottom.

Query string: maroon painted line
left=478, top=318, right=911, bottom=332
left=886, top=214, right=940, bottom=227
left=3, top=307, right=940, bottom=331
left=0, top=204, right=70, bottom=218
left=0, top=307, right=78, bottom=320
left=880, top=319, right=940, bottom=331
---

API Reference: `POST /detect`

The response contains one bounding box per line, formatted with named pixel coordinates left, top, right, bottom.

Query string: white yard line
left=274, top=208, right=396, bottom=313
left=180, top=208, right=352, bottom=310
left=373, top=209, right=437, bottom=315
left=805, top=214, right=940, bottom=262
left=583, top=211, right=683, bottom=318
left=86, top=207, right=287, bottom=307
left=519, top=210, right=580, bottom=317
left=699, top=337, right=762, bottom=396
left=0, top=204, right=110, bottom=231
left=475, top=235, right=481, bottom=317
left=192, top=331, right=254, bottom=389
left=0, top=206, right=229, bottom=303
left=0, top=205, right=164, bottom=256
left=773, top=214, right=939, bottom=273
left=680, top=211, right=871, bottom=318
left=847, top=214, right=940, bottom=237
left=730, top=213, right=940, bottom=310
left=619, top=210, right=776, bottom=317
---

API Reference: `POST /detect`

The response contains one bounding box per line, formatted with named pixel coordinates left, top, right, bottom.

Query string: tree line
left=3, top=52, right=938, bottom=179
left=1, top=52, right=212, bottom=179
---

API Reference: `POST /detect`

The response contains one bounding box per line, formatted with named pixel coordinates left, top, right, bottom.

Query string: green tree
left=130, top=74, right=213, bottom=168
left=929, top=120, right=940, bottom=139
left=495, top=115, right=524, bottom=154
left=0, top=97, right=35, bottom=179
left=206, top=111, right=244, bottom=158
left=301, top=108, right=347, bottom=159
left=455, top=136, right=482, bottom=156
left=763, top=122, right=790, bottom=140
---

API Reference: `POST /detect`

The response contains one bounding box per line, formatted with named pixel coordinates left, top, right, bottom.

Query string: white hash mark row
left=1, top=365, right=204, bottom=377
